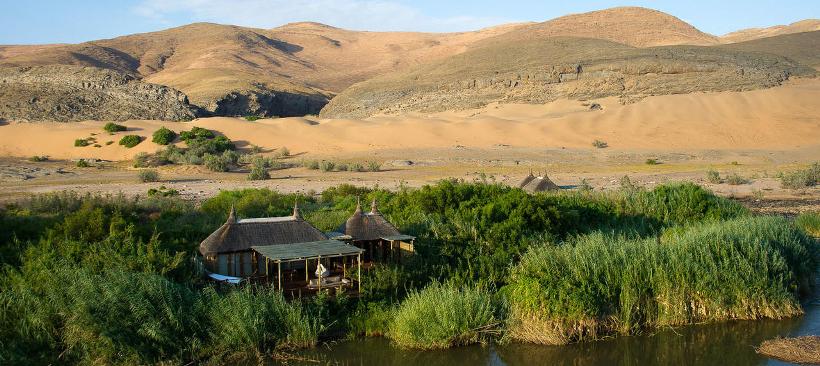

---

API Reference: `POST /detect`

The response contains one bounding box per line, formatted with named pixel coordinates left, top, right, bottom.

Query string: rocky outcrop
left=321, top=37, right=817, bottom=119
left=0, top=65, right=200, bottom=122
left=208, top=89, right=328, bottom=117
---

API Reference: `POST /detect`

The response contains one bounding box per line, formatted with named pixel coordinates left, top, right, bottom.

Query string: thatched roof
left=522, top=175, right=559, bottom=192
left=199, top=204, right=328, bottom=255
left=518, top=171, right=536, bottom=188
left=337, top=199, right=404, bottom=241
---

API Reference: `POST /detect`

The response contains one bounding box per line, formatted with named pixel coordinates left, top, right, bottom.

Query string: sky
left=1, top=0, right=817, bottom=44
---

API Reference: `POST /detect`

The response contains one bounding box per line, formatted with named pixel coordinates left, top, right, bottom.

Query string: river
left=285, top=291, right=819, bottom=365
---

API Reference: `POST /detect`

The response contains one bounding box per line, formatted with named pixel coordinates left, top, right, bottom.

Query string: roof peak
left=370, top=198, right=381, bottom=214
left=293, top=201, right=302, bottom=220
left=227, top=205, right=237, bottom=224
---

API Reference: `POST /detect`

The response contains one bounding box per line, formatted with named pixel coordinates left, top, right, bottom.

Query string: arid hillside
left=721, top=19, right=820, bottom=43
left=481, top=7, right=720, bottom=47
left=320, top=31, right=817, bottom=118
left=0, top=7, right=817, bottom=122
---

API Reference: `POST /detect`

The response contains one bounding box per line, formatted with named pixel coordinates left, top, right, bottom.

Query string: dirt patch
left=757, top=336, right=820, bottom=364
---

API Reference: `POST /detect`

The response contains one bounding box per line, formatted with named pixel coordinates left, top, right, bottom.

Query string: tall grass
left=389, top=282, right=499, bottom=349
left=203, top=286, right=321, bottom=354
left=505, top=216, right=817, bottom=345
left=796, top=211, right=820, bottom=238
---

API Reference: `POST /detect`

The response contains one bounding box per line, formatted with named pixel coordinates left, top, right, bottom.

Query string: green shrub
left=781, top=163, right=820, bottom=189
left=348, top=162, right=365, bottom=172
left=138, top=169, right=160, bottom=183
left=274, top=147, right=290, bottom=158
left=152, top=127, right=176, bottom=145
left=795, top=212, right=820, bottom=237
left=706, top=170, right=721, bottom=184
left=203, top=153, right=229, bottom=172
left=505, top=216, right=816, bottom=345
left=248, top=166, right=270, bottom=180
left=29, top=156, right=48, bottom=162
left=75, top=159, right=90, bottom=168
left=106, top=141, right=114, bottom=145
left=320, top=161, right=336, bottom=172
left=389, top=282, right=499, bottom=349
left=103, top=122, right=127, bottom=133
left=74, top=139, right=90, bottom=147
left=592, top=140, right=608, bottom=149
left=367, top=161, right=381, bottom=172
left=725, top=173, right=749, bottom=185
left=119, top=135, right=142, bottom=148
left=178, top=127, right=214, bottom=142
left=303, top=160, right=320, bottom=170
left=645, top=158, right=659, bottom=165
left=147, top=186, right=179, bottom=197
left=243, top=115, right=260, bottom=121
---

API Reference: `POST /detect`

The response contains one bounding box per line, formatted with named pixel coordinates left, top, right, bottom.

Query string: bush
left=781, top=163, right=820, bottom=189
left=348, top=162, right=365, bottom=172
left=248, top=166, right=270, bottom=180
left=592, top=140, right=608, bottom=149
left=243, top=115, right=261, bottom=121
left=367, top=161, right=382, bottom=172
left=152, top=127, right=176, bottom=145
left=138, top=169, right=160, bottom=183
left=795, top=212, right=820, bottom=237
left=106, top=141, right=114, bottom=145
left=76, top=159, right=90, bottom=168
left=29, top=156, right=48, bottom=162
left=178, top=127, right=215, bottom=142
left=389, top=282, right=499, bottom=349
left=725, top=173, right=749, bottom=185
left=74, top=139, right=89, bottom=147
left=274, top=147, right=290, bottom=159
left=303, top=160, right=320, bottom=170
left=645, top=159, right=659, bottom=165
left=706, top=170, right=721, bottom=184
left=103, top=122, right=127, bottom=133
left=320, top=161, right=336, bottom=172
left=119, top=135, right=142, bottom=148
left=203, top=153, right=229, bottom=172
left=505, top=216, right=816, bottom=345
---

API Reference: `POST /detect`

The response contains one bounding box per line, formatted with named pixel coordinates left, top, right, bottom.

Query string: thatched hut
left=523, top=175, right=560, bottom=192
left=200, top=205, right=328, bottom=277
left=517, top=171, right=536, bottom=188
left=334, top=199, right=415, bottom=262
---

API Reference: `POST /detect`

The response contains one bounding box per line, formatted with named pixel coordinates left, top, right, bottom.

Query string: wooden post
left=357, top=253, right=361, bottom=293
left=343, top=258, right=347, bottom=278
left=277, top=261, right=282, bottom=291
left=318, top=255, right=322, bottom=291
left=305, top=259, right=309, bottom=282
left=265, top=258, right=270, bottom=280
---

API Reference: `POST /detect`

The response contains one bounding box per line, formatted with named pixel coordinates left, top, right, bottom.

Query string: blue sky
left=1, top=0, right=817, bottom=44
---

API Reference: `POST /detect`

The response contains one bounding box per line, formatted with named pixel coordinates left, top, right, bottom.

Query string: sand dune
left=1, top=79, right=818, bottom=161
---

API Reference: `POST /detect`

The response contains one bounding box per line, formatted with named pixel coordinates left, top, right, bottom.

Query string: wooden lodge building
left=199, top=200, right=414, bottom=294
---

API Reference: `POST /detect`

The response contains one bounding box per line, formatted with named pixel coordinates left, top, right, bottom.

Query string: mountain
left=320, top=32, right=816, bottom=118
left=0, top=7, right=817, bottom=122
left=489, top=7, right=720, bottom=47
left=721, top=19, right=820, bottom=43
left=0, top=22, right=524, bottom=120
left=0, top=65, right=199, bottom=122
left=720, top=31, right=820, bottom=70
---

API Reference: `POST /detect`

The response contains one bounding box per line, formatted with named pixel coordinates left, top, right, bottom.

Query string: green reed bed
left=389, top=282, right=500, bottom=349
left=505, top=216, right=817, bottom=345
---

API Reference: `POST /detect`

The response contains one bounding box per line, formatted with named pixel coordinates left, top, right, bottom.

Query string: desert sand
left=2, top=79, right=818, bottom=161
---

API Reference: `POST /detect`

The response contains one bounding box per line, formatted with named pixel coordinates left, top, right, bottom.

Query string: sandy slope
left=1, top=79, right=818, bottom=161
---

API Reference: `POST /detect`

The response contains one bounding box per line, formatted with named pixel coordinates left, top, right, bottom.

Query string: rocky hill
left=721, top=19, right=820, bottom=43
left=0, top=22, right=523, bottom=120
left=0, top=66, right=200, bottom=122
left=320, top=34, right=817, bottom=119
left=720, top=31, right=820, bottom=70
left=1, top=7, right=818, bottom=122
left=488, top=7, right=720, bottom=47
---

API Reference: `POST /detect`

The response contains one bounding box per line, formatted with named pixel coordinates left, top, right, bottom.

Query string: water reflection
left=283, top=295, right=818, bottom=366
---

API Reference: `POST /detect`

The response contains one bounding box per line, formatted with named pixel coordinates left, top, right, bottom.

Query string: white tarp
left=207, top=272, right=243, bottom=284
left=315, top=263, right=329, bottom=278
